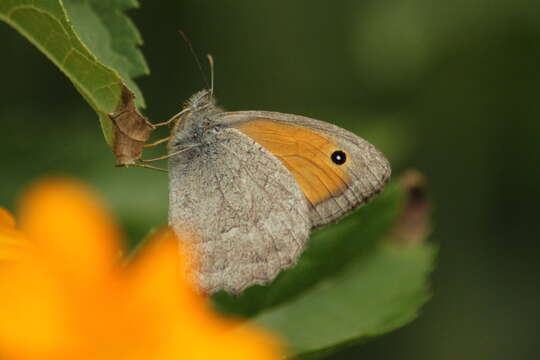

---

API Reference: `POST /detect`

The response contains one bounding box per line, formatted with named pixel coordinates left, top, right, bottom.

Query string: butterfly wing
left=219, top=111, right=391, bottom=228
left=168, top=126, right=310, bottom=294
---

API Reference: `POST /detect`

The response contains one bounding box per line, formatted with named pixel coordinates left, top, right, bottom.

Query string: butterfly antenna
left=207, top=54, right=215, bottom=97
left=178, top=30, right=209, bottom=90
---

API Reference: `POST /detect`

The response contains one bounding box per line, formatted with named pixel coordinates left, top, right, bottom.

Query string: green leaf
left=257, top=243, right=435, bottom=359
left=218, top=179, right=435, bottom=359
left=0, top=0, right=150, bottom=161
left=63, top=0, right=148, bottom=108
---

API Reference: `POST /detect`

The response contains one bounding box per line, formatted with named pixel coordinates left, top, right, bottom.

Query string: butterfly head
left=185, top=89, right=216, bottom=113
left=168, top=90, right=220, bottom=152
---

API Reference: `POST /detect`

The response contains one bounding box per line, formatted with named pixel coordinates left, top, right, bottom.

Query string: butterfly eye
left=331, top=150, right=347, bottom=165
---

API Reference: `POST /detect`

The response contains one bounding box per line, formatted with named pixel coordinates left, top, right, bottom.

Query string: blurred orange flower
left=0, top=179, right=282, bottom=360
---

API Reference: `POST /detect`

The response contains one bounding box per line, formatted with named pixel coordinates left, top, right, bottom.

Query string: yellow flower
left=0, top=178, right=282, bottom=360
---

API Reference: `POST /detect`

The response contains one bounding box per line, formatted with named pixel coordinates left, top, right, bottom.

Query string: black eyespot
left=331, top=150, right=347, bottom=165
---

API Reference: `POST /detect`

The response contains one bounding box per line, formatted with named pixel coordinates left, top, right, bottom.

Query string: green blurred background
left=1, top=1, right=539, bottom=359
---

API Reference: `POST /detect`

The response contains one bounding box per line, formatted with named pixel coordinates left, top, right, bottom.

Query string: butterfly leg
left=115, top=163, right=168, bottom=172
left=144, top=136, right=171, bottom=148
left=139, top=145, right=197, bottom=163
left=153, top=108, right=190, bottom=127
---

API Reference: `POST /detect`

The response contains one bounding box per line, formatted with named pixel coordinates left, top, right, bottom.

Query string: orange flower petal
left=0, top=181, right=283, bottom=360
left=0, top=232, right=31, bottom=262
left=128, top=228, right=194, bottom=297
left=0, top=208, right=32, bottom=262
left=18, top=178, right=122, bottom=283
left=126, top=228, right=200, bottom=336
left=0, top=207, right=16, bottom=229
left=126, top=228, right=283, bottom=360
left=0, top=257, right=75, bottom=358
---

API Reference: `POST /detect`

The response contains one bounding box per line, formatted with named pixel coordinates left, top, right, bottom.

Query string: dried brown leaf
left=389, top=169, right=432, bottom=246
left=109, top=86, right=155, bottom=165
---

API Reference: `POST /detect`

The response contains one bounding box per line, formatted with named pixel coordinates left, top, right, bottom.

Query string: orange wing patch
left=234, top=120, right=350, bottom=204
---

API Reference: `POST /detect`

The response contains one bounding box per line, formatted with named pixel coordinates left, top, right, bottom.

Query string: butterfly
left=157, top=87, right=391, bottom=294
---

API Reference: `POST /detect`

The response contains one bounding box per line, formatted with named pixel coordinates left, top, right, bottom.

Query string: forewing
left=168, top=127, right=310, bottom=294
left=220, top=111, right=391, bottom=228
